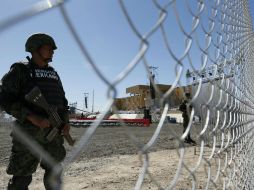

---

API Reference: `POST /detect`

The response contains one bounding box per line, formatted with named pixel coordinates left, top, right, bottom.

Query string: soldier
left=179, top=92, right=196, bottom=144
left=0, top=33, right=70, bottom=190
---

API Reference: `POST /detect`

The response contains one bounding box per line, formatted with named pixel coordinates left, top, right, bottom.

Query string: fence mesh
left=0, top=0, right=254, bottom=189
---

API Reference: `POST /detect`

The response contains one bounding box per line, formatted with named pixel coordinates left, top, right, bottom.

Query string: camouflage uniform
left=0, top=33, right=69, bottom=190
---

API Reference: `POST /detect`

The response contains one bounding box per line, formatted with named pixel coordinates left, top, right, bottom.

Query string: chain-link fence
left=0, top=0, right=254, bottom=189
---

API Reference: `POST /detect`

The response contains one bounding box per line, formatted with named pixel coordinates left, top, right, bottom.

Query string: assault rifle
left=25, top=86, right=75, bottom=146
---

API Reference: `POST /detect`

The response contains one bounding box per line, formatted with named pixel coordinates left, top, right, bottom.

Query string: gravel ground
left=0, top=122, right=224, bottom=190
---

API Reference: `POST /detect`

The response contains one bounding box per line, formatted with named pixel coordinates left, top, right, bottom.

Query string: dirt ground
left=0, top=122, right=224, bottom=190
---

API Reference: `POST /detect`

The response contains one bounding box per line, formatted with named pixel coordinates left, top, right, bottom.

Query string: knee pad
left=44, top=170, right=62, bottom=190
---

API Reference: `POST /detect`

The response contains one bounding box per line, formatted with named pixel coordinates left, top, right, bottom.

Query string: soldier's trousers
left=6, top=122, right=66, bottom=190
left=183, top=115, right=191, bottom=140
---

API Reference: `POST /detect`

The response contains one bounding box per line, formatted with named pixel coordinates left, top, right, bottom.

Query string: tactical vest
left=14, top=61, right=66, bottom=116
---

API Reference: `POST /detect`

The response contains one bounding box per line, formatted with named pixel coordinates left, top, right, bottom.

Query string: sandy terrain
left=0, top=122, right=224, bottom=190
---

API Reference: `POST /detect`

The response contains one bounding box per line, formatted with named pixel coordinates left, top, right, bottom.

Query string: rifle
left=25, top=86, right=75, bottom=146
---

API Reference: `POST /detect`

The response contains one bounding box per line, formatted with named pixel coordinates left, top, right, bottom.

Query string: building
left=114, top=84, right=186, bottom=111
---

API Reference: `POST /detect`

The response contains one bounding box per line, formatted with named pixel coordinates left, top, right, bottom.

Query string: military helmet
left=25, top=33, right=57, bottom=52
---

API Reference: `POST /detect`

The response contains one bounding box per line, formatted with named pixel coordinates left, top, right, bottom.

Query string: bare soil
left=0, top=122, right=223, bottom=190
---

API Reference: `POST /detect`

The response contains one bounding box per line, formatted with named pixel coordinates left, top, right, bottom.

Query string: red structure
left=69, top=117, right=150, bottom=127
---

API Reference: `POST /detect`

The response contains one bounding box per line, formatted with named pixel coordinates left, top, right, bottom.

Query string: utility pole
left=91, top=90, right=94, bottom=113
left=84, top=92, right=89, bottom=111
left=146, top=66, right=158, bottom=123
left=148, top=66, right=158, bottom=100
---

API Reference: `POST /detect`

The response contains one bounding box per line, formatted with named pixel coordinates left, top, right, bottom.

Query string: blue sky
left=0, top=1, right=253, bottom=112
